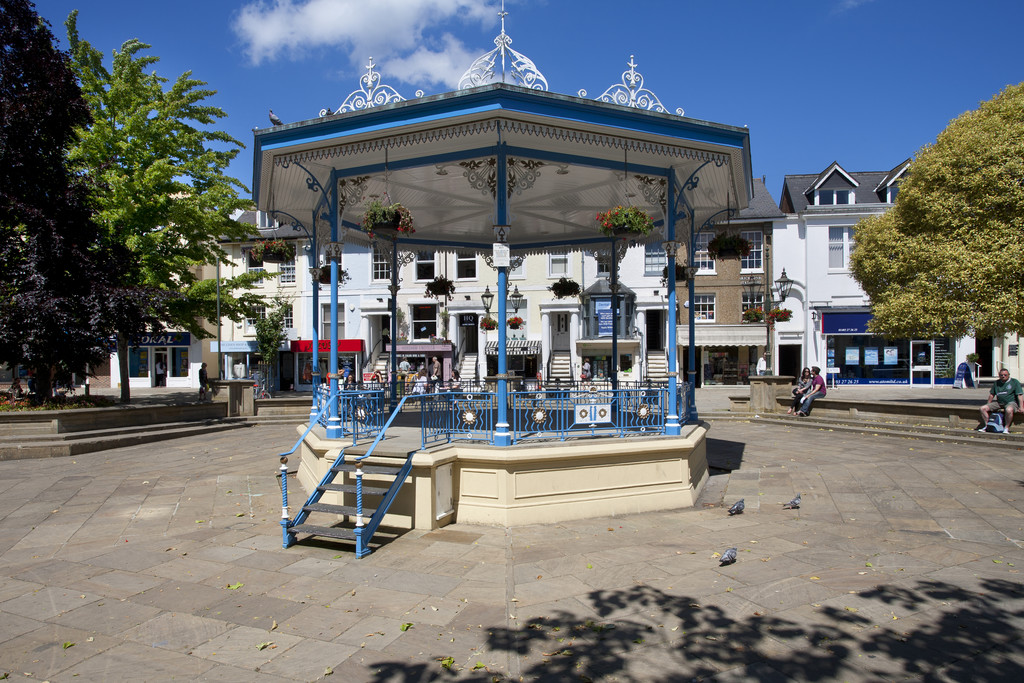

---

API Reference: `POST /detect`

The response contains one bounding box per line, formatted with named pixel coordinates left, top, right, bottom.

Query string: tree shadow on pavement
left=706, top=437, right=746, bottom=472
left=366, top=578, right=1024, bottom=681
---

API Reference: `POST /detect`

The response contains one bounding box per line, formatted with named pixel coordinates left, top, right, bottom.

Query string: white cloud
left=233, top=0, right=499, bottom=87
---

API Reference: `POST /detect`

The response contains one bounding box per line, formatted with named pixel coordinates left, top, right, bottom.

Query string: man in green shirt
left=979, top=369, right=1023, bottom=434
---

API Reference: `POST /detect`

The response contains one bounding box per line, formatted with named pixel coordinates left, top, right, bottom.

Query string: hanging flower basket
left=661, top=263, right=689, bottom=283
left=318, top=267, right=350, bottom=285
left=506, top=315, right=524, bottom=330
left=251, top=239, right=295, bottom=263
left=767, top=308, right=792, bottom=324
left=480, top=316, right=498, bottom=331
left=425, top=276, right=456, bottom=299
left=707, top=234, right=752, bottom=259
left=362, top=199, right=415, bottom=238
left=595, top=205, right=655, bottom=238
left=549, top=277, right=581, bottom=299
left=743, top=307, right=765, bottom=323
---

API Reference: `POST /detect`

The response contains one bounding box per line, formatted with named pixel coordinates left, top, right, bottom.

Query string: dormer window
left=817, top=189, right=852, bottom=205
left=887, top=185, right=899, bottom=203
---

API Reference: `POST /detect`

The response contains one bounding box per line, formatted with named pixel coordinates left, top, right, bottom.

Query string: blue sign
left=954, top=362, right=975, bottom=388
left=136, top=332, right=191, bottom=346
left=822, top=312, right=871, bottom=335
left=596, top=300, right=613, bottom=336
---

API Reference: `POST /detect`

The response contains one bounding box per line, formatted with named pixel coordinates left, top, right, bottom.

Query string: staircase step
left=331, top=463, right=405, bottom=475
left=320, top=483, right=389, bottom=496
left=290, top=524, right=357, bottom=541
left=303, top=502, right=378, bottom=516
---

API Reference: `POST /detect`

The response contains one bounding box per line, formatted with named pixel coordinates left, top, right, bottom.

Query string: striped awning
left=485, top=340, right=541, bottom=356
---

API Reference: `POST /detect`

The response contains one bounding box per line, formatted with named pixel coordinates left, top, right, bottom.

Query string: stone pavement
left=1, top=418, right=1022, bottom=681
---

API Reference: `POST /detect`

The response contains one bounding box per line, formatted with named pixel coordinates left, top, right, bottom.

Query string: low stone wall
left=296, top=424, right=710, bottom=531
left=729, top=394, right=1013, bottom=430
left=0, top=402, right=225, bottom=437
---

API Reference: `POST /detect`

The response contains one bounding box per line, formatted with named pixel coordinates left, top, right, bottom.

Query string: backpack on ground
left=986, top=412, right=1005, bottom=433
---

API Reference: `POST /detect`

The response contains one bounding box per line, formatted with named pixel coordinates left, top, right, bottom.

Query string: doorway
left=552, top=313, right=570, bottom=350
left=645, top=310, right=663, bottom=350
left=153, top=350, right=167, bottom=387
left=911, top=340, right=933, bottom=385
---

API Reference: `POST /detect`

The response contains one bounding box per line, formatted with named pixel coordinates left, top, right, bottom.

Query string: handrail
left=355, top=394, right=415, bottom=461
left=363, top=337, right=385, bottom=373
left=278, top=399, right=331, bottom=458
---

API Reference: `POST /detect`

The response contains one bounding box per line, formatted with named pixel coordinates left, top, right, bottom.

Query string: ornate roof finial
left=582, top=55, right=684, bottom=115
left=458, top=3, right=548, bottom=91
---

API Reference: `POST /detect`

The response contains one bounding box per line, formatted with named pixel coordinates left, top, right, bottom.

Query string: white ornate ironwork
left=581, top=56, right=684, bottom=115
left=323, top=58, right=423, bottom=116
left=458, top=8, right=548, bottom=91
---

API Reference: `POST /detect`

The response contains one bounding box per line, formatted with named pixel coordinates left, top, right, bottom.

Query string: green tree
left=252, top=297, right=290, bottom=386
left=64, top=11, right=266, bottom=402
left=850, top=83, right=1024, bottom=338
left=0, top=0, right=123, bottom=399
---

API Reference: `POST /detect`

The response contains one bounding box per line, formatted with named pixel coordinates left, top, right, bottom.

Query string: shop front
left=126, top=332, right=200, bottom=388
left=820, top=311, right=954, bottom=385
left=292, top=339, right=364, bottom=390
left=485, top=340, right=542, bottom=383
left=574, top=340, right=641, bottom=383
left=681, top=324, right=764, bottom=386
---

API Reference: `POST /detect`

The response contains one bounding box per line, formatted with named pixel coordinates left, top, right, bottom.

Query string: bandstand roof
left=253, top=68, right=752, bottom=257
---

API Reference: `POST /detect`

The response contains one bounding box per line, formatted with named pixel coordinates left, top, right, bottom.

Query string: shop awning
left=677, top=324, right=766, bottom=347
left=486, top=340, right=541, bottom=356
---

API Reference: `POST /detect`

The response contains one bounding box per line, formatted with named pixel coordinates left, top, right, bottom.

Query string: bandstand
left=255, top=23, right=753, bottom=556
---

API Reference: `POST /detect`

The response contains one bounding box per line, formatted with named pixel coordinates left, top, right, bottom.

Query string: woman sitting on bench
left=796, top=366, right=826, bottom=417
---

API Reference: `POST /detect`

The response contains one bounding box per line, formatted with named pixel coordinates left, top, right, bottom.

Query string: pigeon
left=783, top=493, right=801, bottom=509
left=728, top=499, right=745, bottom=516
left=719, top=547, right=737, bottom=566
left=268, top=109, right=283, bottom=126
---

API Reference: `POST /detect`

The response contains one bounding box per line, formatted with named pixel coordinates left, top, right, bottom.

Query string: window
left=246, top=305, right=266, bottom=330
left=644, top=242, right=667, bottom=276
left=415, top=251, right=435, bottom=281
left=372, top=245, right=391, bottom=281
left=412, top=304, right=437, bottom=339
left=279, top=257, right=296, bottom=284
left=596, top=253, right=610, bottom=276
left=510, top=256, right=525, bottom=279
left=246, top=249, right=264, bottom=274
left=456, top=250, right=477, bottom=280
left=829, top=226, right=856, bottom=269
left=321, top=303, right=346, bottom=340
left=694, top=294, right=715, bottom=322
left=741, top=231, right=763, bottom=271
left=887, top=185, right=899, bottom=203
left=694, top=233, right=714, bottom=272
left=549, top=251, right=568, bottom=277
left=818, top=189, right=852, bottom=205
left=282, top=305, right=293, bottom=330
left=742, top=292, right=764, bottom=312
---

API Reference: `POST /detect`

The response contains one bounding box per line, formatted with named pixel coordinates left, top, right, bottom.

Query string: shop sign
left=210, top=340, right=258, bottom=352
left=459, top=313, right=478, bottom=327
left=136, top=332, right=190, bottom=346
left=822, top=312, right=871, bottom=335
left=290, top=339, right=364, bottom=353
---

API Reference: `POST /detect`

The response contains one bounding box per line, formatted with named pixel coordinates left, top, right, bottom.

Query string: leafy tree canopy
left=850, top=83, right=1024, bottom=339
left=64, top=10, right=264, bottom=338
left=0, top=0, right=122, bottom=397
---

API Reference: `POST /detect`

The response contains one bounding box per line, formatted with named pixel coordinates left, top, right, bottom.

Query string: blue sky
left=35, top=0, right=1024, bottom=204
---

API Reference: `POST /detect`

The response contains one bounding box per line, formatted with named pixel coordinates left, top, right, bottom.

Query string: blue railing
left=511, top=387, right=668, bottom=441
left=421, top=392, right=497, bottom=446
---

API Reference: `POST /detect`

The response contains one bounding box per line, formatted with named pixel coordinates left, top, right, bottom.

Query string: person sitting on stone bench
left=796, top=366, right=825, bottom=417
left=979, top=368, right=1023, bottom=434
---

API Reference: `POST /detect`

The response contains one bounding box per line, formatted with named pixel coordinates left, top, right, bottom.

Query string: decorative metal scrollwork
left=459, top=158, right=544, bottom=199
left=531, top=408, right=547, bottom=424
left=636, top=404, right=652, bottom=420
left=462, top=408, right=478, bottom=425
left=458, top=10, right=548, bottom=91
left=332, top=58, right=408, bottom=113
left=588, top=56, right=683, bottom=115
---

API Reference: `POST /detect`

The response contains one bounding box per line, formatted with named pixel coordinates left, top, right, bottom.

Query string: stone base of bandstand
left=295, top=423, right=710, bottom=531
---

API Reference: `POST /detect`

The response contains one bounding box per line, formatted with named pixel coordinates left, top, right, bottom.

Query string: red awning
left=290, top=340, right=364, bottom=353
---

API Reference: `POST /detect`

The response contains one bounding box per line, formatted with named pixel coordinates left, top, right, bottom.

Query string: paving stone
left=189, top=624, right=303, bottom=669
left=56, top=598, right=164, bottom=637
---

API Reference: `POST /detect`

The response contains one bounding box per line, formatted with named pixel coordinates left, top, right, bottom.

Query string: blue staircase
left=278, top=395, right=415, bottom=558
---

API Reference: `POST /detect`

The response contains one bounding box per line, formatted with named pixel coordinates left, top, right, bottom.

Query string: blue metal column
left=326, top=177, right=342, bottom=439
left=389, top=243, right=399, bottom=408
left=493, top=142, right=511, bottom=446
left=309, top=210, right=321, bottom=424
left=665, top=171, right=682, bottom=435
left=687, top=212, right=698, bottom=424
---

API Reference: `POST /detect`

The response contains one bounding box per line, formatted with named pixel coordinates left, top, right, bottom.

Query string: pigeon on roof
left=783, top=493, right=801, bottom=509
left=269, top=109, right=283, bottom=126
left=728, top=499, right=744, bottom=516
